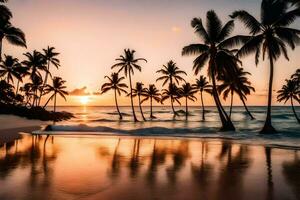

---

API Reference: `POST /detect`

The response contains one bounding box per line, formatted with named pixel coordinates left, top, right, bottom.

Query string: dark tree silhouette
left=178, top=83, right=197, bottom=119
left=218, top=68, right=255, bottom=120
left=182, top=10, right=249, bottom=131
left=0, top=0, right=12, bottom=22
left=132, top=82, right=147, bottom=121
left=277, top=79, right=300, bottom=123
left=156, top=60, right=186, bottom=117
left=142, top=84, right=161, bottom=119
left=43, top=77, right=68, bottom=112
left=0, top=55, right=21, bottom=84
left=111, top=49, right=147, bottom=122
left=231, top=0, right=300, bottom=133
left=193, top=75, right=212, bottom=121
left=161, top=83, right=181, bottom=116
left=101, top=73, right=128, bottom=120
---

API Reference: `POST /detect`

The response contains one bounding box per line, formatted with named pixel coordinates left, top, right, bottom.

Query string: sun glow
left=79, top=96, right=90, bottom=105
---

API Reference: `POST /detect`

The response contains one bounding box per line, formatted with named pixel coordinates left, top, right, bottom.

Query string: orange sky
left=3, top=0, right=300, bottom=106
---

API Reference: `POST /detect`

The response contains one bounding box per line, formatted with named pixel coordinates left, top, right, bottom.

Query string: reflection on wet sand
left=0, top=135, right=299, bottom=200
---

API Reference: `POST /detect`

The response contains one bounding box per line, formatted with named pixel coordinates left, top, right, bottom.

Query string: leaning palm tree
left=218, top=68, right=255, bottom=120
left=38, top=46, right=60, bottom=106
left=142, top=84, right=161, bottom=119
left=231, top=0, right=300, bottom=133
left=161, top=83, right=181, bottom=116
left=43, top=77, right=68, bottom=112
left=277, top=79, right=300, bottom=123
left=131, top=82, right=147, bottom=121
left=193, top=75, right=212, bottom=121
left=178, top=83, right=197, bottom=119
left=111, top=49, right=147, bottom=122
left=0, top=55, right=21, bottom=84
left=182, top=10, right=249, bottom=131
left=156, top=60, right=186, bottom=116
left=101, top=73, right=128, bottom=120
left=0, top=20, right=26, bottom=61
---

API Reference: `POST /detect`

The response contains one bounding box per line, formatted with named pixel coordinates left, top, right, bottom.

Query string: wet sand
left=0, top=133, right=299, bottom=200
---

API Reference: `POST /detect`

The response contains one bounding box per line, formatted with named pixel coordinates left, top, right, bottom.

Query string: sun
left=79, top=96, right=90, bottom=105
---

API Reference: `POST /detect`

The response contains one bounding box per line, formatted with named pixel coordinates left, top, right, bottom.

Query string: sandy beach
left=0, top=115, right=47, bottom=144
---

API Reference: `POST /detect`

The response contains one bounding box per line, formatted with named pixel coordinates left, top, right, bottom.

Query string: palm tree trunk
left=16, top=80, right=20, bottom=95
left=0, top=37, right=2, bottom=62
left=38, top=61, right=50, bottom=106
left=150, top=97, right=154, bottom=118
left=229, top=91, right=233, bottom=119
left=54, top=93, right=56, bottom=113
left=241, top=97, right=255, bottom=120
left=200, top=91, right=205, bottom=121
left=114, top=89, right=122, bottom=120
left=185, top=96, right=188, bottom=119
left=128, top=71, right=138, bottom=122
left=291, top=98, right=300, bottom=123
left=43, top=96, right=52, bottom=109
left=138, top=95, right=146, bottom=121
left=170, top=78, right=177, bottom=116
left=261, top=53, right=276, bottom=134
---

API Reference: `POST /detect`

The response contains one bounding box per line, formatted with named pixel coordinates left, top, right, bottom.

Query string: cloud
left=69, top=87, right=90, bottom=96
left=93, top=92, right=101, bottom=96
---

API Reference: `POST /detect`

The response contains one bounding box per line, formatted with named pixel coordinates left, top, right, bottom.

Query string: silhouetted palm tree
left=193, top=75, right=212, bottom=120
left=161, top=83, right=181, bottom=116
left=0, top=19, right=26, bottom=61
left=101, top=73, right=128, bottom=120
left=0, top=55, right=21, bottom=84
left=132, top=82, right=147, bottom=121
left=22, top=51, right=48, bottom=81
left=14, top=64, right=29, bottom=95
left=20, top=83, right=34, bottom=106
left=178, top=83, right=197, bottom=119
left=277, top=79, right=300, bottom=123
left=292, top=69, right=300, bottom=83
left=142, top=84, right=161, bottom=119
left=38, top=46, right=60, bottom=106
left=218, top=68, right=255, bottom=120
left=28, top=76, right=42, bottom=107
left=111, top=49, right=147, bottom=122
left=182, top=10, right=248, bottom=131
left=0, top=0, right=12, bottom=22
left=231, top=0, right=300, bottom=133
left=43, top=77, right=68, bottom=112
left=156, top=60, right=186, bottom=116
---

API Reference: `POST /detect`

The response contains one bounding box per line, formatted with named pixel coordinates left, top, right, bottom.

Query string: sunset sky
left=4, top=0, right=300, bottom=106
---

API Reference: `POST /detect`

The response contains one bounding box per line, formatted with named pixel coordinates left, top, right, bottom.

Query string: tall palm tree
left=111, top=49, right=147, bottom=122
left=161, top=83, right=181, bottom=116
left=182, top=10, right=249, bottom=131
left=43, top=77, right=68, bottom=112
left=28, top=76, right=43, bottom=107
left=231, top=0, right=300, bottom=133
left=193, top=75, right=212, bottom=121
left=22, top=50, right=48, bottom=81
left=38, top=46, right=60, bottom=106
left=132, top=82, right=147, bottom=121
left=0, top=20, right=26, bottom=61
left=218, top=68, right=255, bottom=120
left=0, top=55, right=21, bottom=84
left=277, top=79, right=300, bottom=123
left=156, top=60, right=186, bottom=116
left=101, top=73, right=128, bottom=120
left=142, top=84, right=161, bottom=119
left=178, top=83, right=197, bottom=119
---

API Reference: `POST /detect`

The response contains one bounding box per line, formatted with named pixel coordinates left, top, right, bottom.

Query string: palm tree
left=292, top=69, right=300, bottom=83
left=111, top=49, right=147, bottom=122
left=142, top=84, right=161, bottom=119
left=277, top=79, right=300, bottom=123
left=156, top=60, right=186, bottom=116
left=43, top=77, right=68, bottom=112
left=193, top=75, right=212, bottom=121
left=28, top=76, right=43, bottom=107
left=0, top=19, right=26, bottom=61
left=14, top=64, right=29, bottom=95
left=20, top=83, right=34, bottom=107
left=161, top=83, right=181, bottom=116
left=132, top=82, right=147, bottom=121
left=0, top=55, right=21, bottom=84
left=231, top=0, right=300, bottom=133
left=0, top=0, right=12, bottom=22
left=218, top=68, right=255, bottom=120
left=182, top=10, right=249, bottom=131
left=178, top=83, right=197, bottom=119
left=38, top=46, right=60, bottom=106
left=101, top=73, right=128, bottom=120
left=22, top=50, right=48, bottom=81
